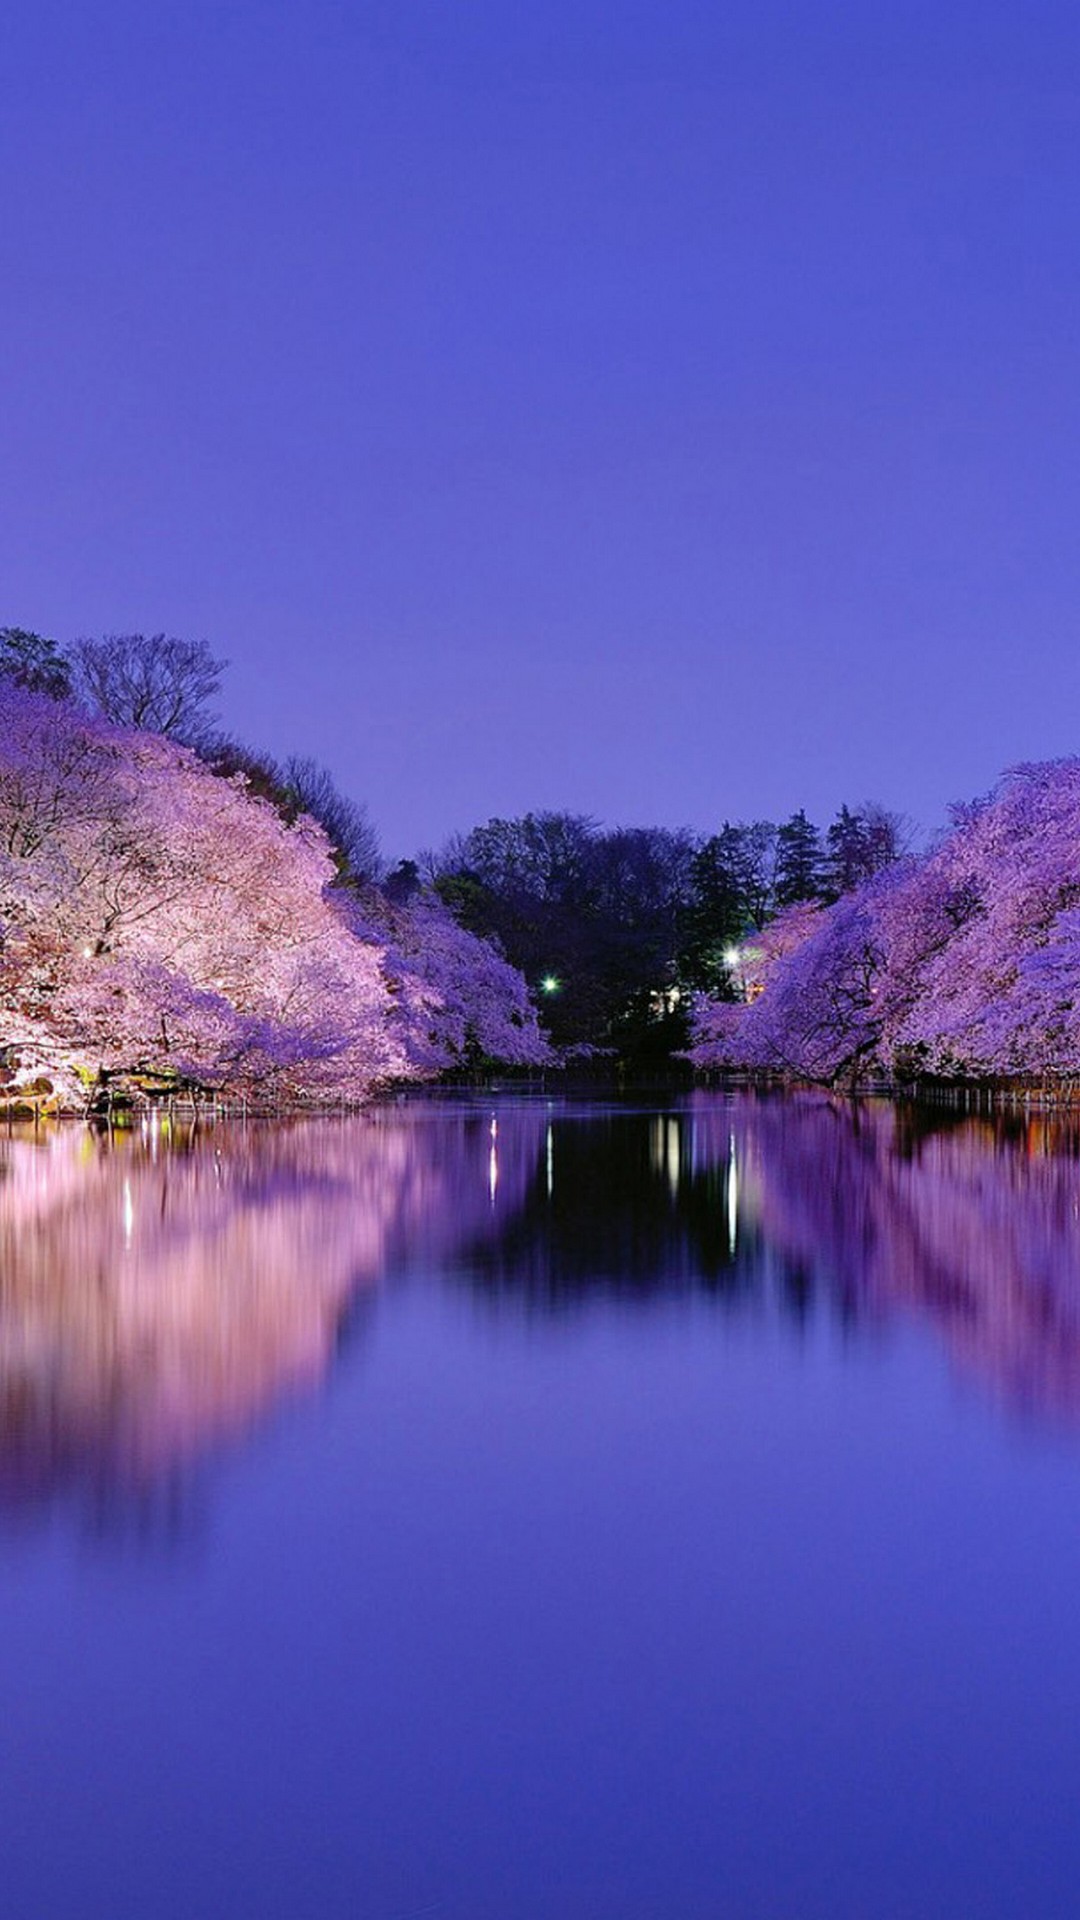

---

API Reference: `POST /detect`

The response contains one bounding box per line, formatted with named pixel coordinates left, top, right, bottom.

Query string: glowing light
left=82, top=946, right=93, bottom=959
left=540, top=974, right=561, bottom=994
left=722, top=947, right=741, bottom=968
left=666, top=1117, right=680, bottom=1197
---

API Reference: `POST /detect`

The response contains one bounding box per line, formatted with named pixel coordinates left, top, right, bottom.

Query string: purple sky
left=4, top=1, right=1080, bottom=860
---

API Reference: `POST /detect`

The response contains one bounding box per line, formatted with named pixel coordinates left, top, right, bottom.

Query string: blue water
left=2, top=1093, right=1080, bottom=1918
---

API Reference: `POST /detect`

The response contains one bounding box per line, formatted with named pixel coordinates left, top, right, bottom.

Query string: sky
left=4, top=0, right=1080, bottom=861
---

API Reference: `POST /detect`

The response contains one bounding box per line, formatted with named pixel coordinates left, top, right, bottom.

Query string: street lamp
left=723, top=946, right=746, bottom=1000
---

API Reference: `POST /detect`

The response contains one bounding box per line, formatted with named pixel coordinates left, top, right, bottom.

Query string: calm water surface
left=3, top=1092, right=1080, bottom=1918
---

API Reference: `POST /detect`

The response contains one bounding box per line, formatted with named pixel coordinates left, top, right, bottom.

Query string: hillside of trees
left=0, top=629, right=550, bottom=1108
left=18, top=618, right=1071, bottom=1103
left=0, top=624, right=915, bottom=1097
left=690, top=759, right=1080, bottom=1088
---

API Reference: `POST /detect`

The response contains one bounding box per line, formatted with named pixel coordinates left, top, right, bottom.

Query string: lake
left=3, top=1090, right=1080, bottom=1918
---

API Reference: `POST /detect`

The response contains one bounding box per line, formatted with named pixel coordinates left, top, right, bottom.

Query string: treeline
left=690, top=758, right=1080, bottom=1088
left=0, top=622, right=917, bottom=1086
left=20, top=612, right=1076, bottom=1091
left=399, top=801, right=907, bottom=1055
left=0, top=628, right=550, bottom=1108
left=0, top=626, right=383, bottom=883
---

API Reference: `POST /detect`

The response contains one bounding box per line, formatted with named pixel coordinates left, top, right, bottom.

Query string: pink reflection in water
left=704, top=1093, right=1080, bottom=1422
left=0, top=1105, right=543, bottom=1501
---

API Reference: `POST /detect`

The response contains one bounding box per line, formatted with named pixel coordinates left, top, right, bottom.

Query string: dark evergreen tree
left=678, top=822, right=776, bottom=994
left=0, top=627, right=72, bottom=699
left=824, top=804, right=868, bottom=898
left=824, top=802, right=907, bottom=900
left=774, top=809, right=825, bottom=906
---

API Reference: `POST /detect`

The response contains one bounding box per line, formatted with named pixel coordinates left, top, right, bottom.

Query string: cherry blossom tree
left=0, top=685, right=548, bottom=1106
left=884, top=760, right=1080, bottom=1078
left=342, top=887, right=552, bottom=1073
left=0, top=689, right=404, bottom=1103
left=691, top=760, right=1080, bottom=1088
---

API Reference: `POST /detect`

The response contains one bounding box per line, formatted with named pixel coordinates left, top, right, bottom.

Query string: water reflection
left=0, top=1106, right=541, bottom=1526
left=5, top=1092, right=1080, bottom=1531
left=462, top=1094, right=1080, bottom=1423
left=725, top=1093, right=1080, bottom=1422
left=458, top=1105, right=760, bottom=1302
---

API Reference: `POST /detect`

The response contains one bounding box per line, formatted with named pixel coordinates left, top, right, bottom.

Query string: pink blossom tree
left=342, top=887, right=552, bottom=1073
left=0, top=689, right=406, bottom=1103
left=691, top=760, right=1080, bottom=1087
left=0, top=685, right=548, bottom=1105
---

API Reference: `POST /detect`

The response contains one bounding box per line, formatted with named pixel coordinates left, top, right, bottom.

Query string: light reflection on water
left=0, top=1104, right=542, bottom=1517
left=457, top=1093, right=1080, bottom=1421
left=2, top=1092, right=1080, bottom=1519
left=6, top=1093, right=1080, bottom=1918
